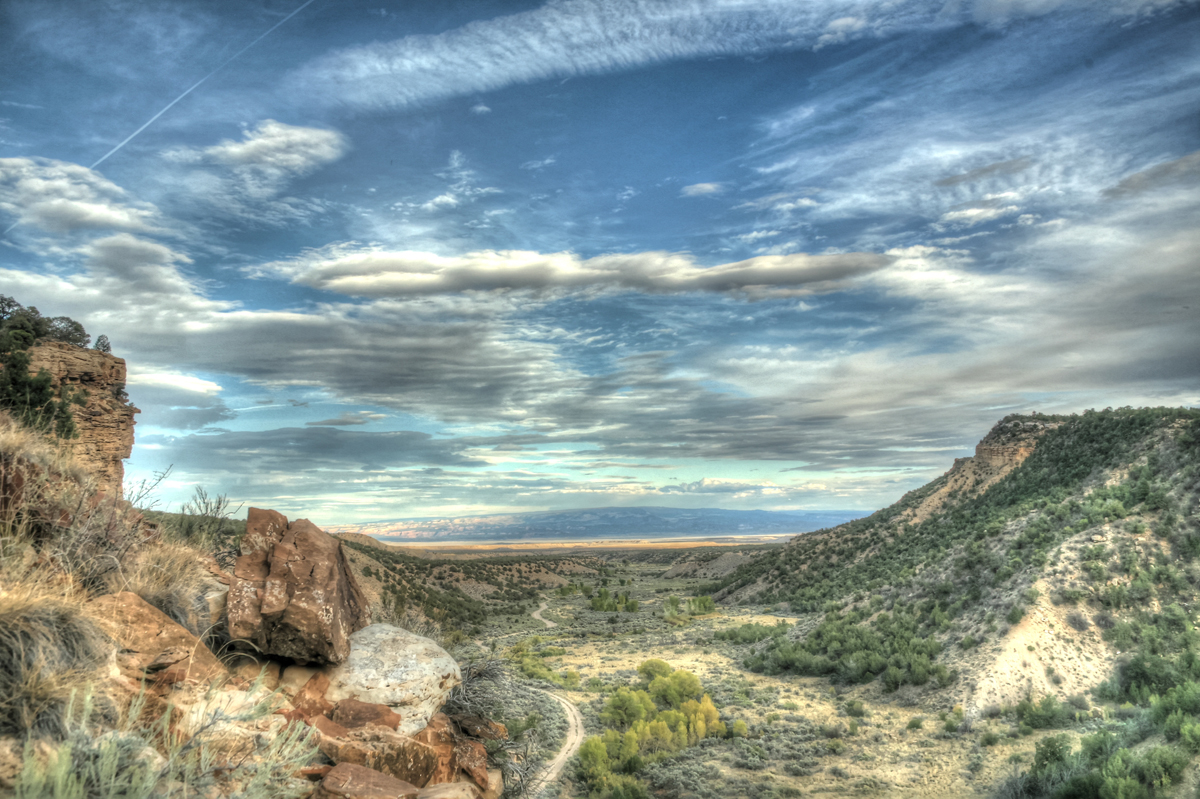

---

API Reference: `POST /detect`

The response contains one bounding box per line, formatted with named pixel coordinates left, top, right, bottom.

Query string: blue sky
left=1, top=0, right=1197, bottom=523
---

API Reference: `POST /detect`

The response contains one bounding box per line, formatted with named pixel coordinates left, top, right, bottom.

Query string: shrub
left=1015, top=695, right=1072, bottom=729
left=981, top=732, right=1001, bottom=746
left=1066, top=612, right=1090, bottom=631
left=638, top=659, right=672, bottom=681
left=906, top=717, right=924, bottom=730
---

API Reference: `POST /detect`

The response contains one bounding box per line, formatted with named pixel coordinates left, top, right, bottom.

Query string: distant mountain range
left=325, top=506, right=864, bottom=542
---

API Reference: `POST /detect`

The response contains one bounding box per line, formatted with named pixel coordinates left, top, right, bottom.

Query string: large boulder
left=88, top=592, right=227, bottom=686
left=324, top=625, right=461, bottom=736
left=227, top=508, right=369, bottom=664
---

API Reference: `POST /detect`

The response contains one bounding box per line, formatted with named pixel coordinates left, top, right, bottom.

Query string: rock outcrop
left=27, top=341, right=138, bottom=497
left=228, top=508, right=369, bottom=664
left=88, top=591, right=228, bottom=688
left=322, top=625, right=462, bottom=736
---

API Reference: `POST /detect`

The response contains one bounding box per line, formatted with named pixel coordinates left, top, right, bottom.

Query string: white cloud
left=520, top=156, right=556, bottom=170
left=157, top=120, right=347, bottom=224
left=288, top=0, right=1187, bottom=111
left=470, top=103, right=492, bottom=114
left=681, top=182, right=724, bottom=197
left=257, top=244, right=892, bottom=297
left=937, top=204, right=1020, bottom=227
left=736, top=230, right=781, bottom=242
left=202, top=120, right=346, bottom=176
left=0, top=157, right=164, bottom=234
left=127, top=371, right=223, bottom=395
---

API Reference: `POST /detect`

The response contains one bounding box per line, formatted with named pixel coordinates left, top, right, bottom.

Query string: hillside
left=339, top=538, right=606, bottom=640
left=701, top=407, right=1200, bottom=796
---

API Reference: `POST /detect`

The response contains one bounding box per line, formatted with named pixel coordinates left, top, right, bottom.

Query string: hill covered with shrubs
left=710, top=407, right=1200, bottom=798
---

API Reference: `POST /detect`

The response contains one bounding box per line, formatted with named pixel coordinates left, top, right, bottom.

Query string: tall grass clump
left=15, top=682, right=318, bottom=799
left=103, top=541, right=211, bottom=636
left=0, top=581, right=107, bottom=738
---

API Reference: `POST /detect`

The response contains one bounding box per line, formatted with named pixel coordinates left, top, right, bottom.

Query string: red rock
left=453, top=740, right=489, bottom=791
left=315, top=762, right=419, bottom=799
left=87, top=592, right=227, bottom=686
left=318, top=728, right=438, bottom=788
left=412, top=713, right=457, bottom=784
left=310, top=714, right=352, bottom=739
left=333, top=699, right=402, bottom=731
left=227, top=510, right=369, bottom=664
left=294, top=673, right=335, bottom=718
left=299, top=764, right=333, bottom=781
left=450, top=716, right=507, bottom=741
left=227, top=508, right=289, bottom=643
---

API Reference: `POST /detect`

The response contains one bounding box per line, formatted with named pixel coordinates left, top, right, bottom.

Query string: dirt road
left=531, top=600, right=557, bottom=628
left=532, top=690, right=585, bottom=796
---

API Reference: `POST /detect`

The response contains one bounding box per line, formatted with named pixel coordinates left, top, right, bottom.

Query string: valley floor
left=453, top=555, right=1108, bottom=799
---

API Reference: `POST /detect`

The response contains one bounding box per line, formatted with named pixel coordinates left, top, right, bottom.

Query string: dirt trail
left=531, top=600, right=557, bottom=628
left=532, top=690, right=584, bottom=796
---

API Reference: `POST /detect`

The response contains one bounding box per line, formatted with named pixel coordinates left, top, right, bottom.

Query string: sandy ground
left=532, top=601, right=557, bottom=629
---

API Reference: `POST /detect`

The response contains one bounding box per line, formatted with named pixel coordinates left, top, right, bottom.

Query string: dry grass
left=0, top=579, right=107, bottom=738
left=104, top=541, right=211, bottom=636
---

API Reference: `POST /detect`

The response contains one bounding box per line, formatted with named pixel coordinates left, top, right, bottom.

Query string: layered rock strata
left=27, top=341, right=138, bottom=496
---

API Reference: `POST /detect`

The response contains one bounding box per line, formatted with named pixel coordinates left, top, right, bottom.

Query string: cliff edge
left=28, top=341, right=138, bottom=496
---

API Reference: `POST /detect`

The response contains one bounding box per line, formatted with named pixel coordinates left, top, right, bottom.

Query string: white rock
left=324, top=624, right=461, bottom=736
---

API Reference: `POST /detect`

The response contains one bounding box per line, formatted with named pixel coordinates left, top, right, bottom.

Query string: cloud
left=1104, top=150, right=1200, bottom=198
left=157, top=120, right=347, bottom=224
left=307, top=411, right=388, bottom=426
left=288, top=0, right=1183, bottom=111
left=680, top=182, right=724, bottom=197
left=937, top=204, right=1020, bottom=227
left=520, top=156, right=556, bottom=170
left=258, top=245, right=892, bottom=297
left=0, top=157, right=164, bottom=234
left=138, top=427, right=484, bottom=475
left=200, top=120, right=347, bottom=177
left=934, top=157, right=1034, bottom=187
left=470, top=103, right=492, bottom=114
left=125, top=370, right=236, bottom=430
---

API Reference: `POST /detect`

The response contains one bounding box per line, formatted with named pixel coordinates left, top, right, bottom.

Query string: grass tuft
left=0, top=582, right=107, bottom=738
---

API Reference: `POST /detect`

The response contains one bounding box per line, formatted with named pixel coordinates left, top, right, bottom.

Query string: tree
left=0, top=326, right=80, bottom=438
left=638, top=659, right=672, bottom=682
left=578, top=736, right=609, bottom=783
left=93, top=335, right=112, bottom=353
left=601, top=688, right=654, bottom=729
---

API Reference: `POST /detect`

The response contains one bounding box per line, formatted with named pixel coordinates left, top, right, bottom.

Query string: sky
left=1, top=0, right=1197, bottom=524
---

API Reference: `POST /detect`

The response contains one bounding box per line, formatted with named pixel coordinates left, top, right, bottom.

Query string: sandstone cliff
left=28, top=341, right=138, bottom=496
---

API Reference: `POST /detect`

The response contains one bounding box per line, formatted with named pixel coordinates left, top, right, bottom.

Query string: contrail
left=2, top=0, right=319, bottom=236
left=90, top=0, right=321, bottom=170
